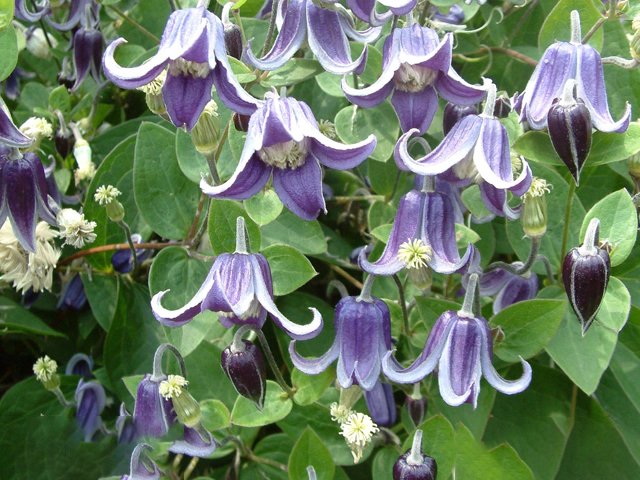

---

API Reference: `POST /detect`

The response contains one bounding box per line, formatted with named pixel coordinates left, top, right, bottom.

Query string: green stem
left=106, top=5, right=160, bottom=43
left=560, top=178, right=577, bottom=267
left=261, top=0, right=280, bottom=57
left=569, top=383, right=578, bottom=431
left=582, top=0, right=614, bottom=45
left=485, top=236, right=542, bottom=275
left=254, top=327, right=296, bottom=397
left=117, top=219, right=139, bottom=274
left=393, top=274, right=410, bottom=337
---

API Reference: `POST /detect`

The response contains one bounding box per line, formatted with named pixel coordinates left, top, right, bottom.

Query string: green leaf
left=0, top=0, right=14, bottom=31
left=122, top=374, right=144, bottom=399
left=372, top=447, right=401, bottom=480
left=368, top=200, right=395, bottom=231
left=609, top=306, right=640, bottom=412
left=208, top=199, right=261, bottom=254
left=228, top=56, right=257, bottom=83
left=262, top=59, right=325, bottom=87
left=579, top=189, right=637, bottom=267
left=261, top=211, right=327, bottom=254
left=455, top=223, right=481, bottom=247
left=539, top=0, right=603, bottom=51
left=292, top=367, right=335, bottom=406
left=0, top=296, right=64, bottom=337
left=81, top=273, right=119, bottom=331
left=371, top=223, right=392, bottom=243
left=334, top=102, right=398, bottom=162
left=231, top=380, right=293, bottom=427
left=116, top=0, right=171, bottom=50
left=491, top=299, right=566, bottom=363
left=513, top=131, right=563, bottom=166
left=401, top=415, right=456, bottom=480
left=410, top=297, right=461, bottom=348
left=175, top=128, right=208, bottom=184
left=244, top=189, right=284, bottom=226
left=0, top=26, right=17, bottom=82
left=200, top=399, right=231, bottom=431
left=262, top=245, right=317, bottom=296
left=543, top=277, right=632, bottom=394
left=367, top=156, right=399, bottom=196
left=48, top=85, right=70, bottom=113
left=461, top=184, right=494, bottom=219
left=288, top=427, right=335, bottom=480
left=134, top=122, right=201, bottom=239
left=484, top=365, right=573, bottom=480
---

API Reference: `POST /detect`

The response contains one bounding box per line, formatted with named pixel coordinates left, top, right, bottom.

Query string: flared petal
left=346, top=0, right=375, bottom=23
left=272, top=157, right=325, bottom=221
left=127, top=444, right=161, bottom=480
left=518, top=42, right=576, bottom=130
left=14, top=0, right=50, bottom=23
left=479, top=319, right=532, bottom=394
left=151, top=264, right=216, bottom=327
left=309, top=131, right=376, bottom=170
left=423, top=192, right=473, bottom=274
left=200, top=154, right=272, bottom=200
left=475, top=269, right=512, bottom=297
left=289, top=338, right=340, bottom=374
left=307, top=3, right=367, bottom=74
left=435, top=67, right=486, bottom=105
left=493, top=273, right=538, bottom=314
left=395, top=115, right=482, bottom=175
left=244, top=0, right=307, bottom=71
left=378, top=0, right=416, bottom=14
left=397, top=26, right=451, bottom=70
left=359, top=190, right=424, bottom=276
left=337, top=8, right=382, bottom=44
left=169, top=426, right=218, bottom=457
left=5, top=157, right=38, bottom=252
left=250, top=255, right=323, bottom=340
left=201, top=253, right=256, bottom=315
left=0, top=98, right=33, bottom=147
left=47, top=0, right=95, bottom=31
left=392, top=87, right=439, bottom=136
left=29, top=153, right=57, bottom=225
left=103, top=38, right=169, bottom=89
left=576, top=44, right=631, bottom=133
left=478, top=181, right=521, bottom=221
left=438, top=341, right=479, bottom=408
left=163, top=70, right=214, bottom=130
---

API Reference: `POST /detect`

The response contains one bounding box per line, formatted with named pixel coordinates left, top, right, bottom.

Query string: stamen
left=158, top=374, right=188, bottom=399
left=397, top=238, right=432, bottom=269
left=393, top=64, right=438, bottom=93
left=168, top=58, right=211, bottom=78
left=258, top=138, right=311, bottom=170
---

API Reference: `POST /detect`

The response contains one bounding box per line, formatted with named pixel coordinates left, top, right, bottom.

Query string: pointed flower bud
left=159, top=375, right=202, bottom=428
left=493, top=95, right=512, bottom=119
left=33, top=355, right=60, bottom=390
left=405, top=384, right=428, bottom=428
left=116, top=403, right=138, bottom=444
left=393, top=430, right=437, bottom=480
left=547, top=80, right=592, bottom=185
left=520, top=177, right=551, bottom=238
left=191, top=101, right=221, bottom=156
left=55, top=127, right=75, bottom=159
left=442, top=103, right=478, bottom=136
left=562, top=218, right=610, bottom=335
left=233, top=113, right=250, bottom=132
left=221, top=338, right=267, bottom=411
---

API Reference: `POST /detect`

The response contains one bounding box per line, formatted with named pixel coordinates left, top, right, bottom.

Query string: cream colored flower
left=33, top=355, right=58, bottom=382
left=57, top=209, right=97, bottom=248
left=158, top=374, right=189, bottom=399
left=340, top=412, right=379, bottom=463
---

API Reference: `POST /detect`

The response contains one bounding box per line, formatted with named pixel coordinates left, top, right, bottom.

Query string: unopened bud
left=55, top=128, right=75, bottom=159
left=191, top=101, right=221, bottom=156
left=443, top=103, right=477, bottom=136
left=224, top=23, right=243, bottom=60
left=521, top=177, right=551, bottom=238
left=138, top=71, right=167, bottom=116
left=405, top=392, right=428, bottom=428
left=393, top=430, right=437, bottom=480
left=233, top=113, right=251, bottom=132
left=221, top=339, right=267, bottom=411
left=493, top=96, right=511, bottom=119
left=26, top=28, right=57, bottom=59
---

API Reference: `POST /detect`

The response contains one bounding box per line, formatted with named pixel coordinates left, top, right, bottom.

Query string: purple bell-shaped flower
left=74, top=379, right=106, bottom=442
left=364, top=380, right=396, bottom=427
left=121, top=443, right=162, bottom=480
left=65, top=352, right=93, bottom=378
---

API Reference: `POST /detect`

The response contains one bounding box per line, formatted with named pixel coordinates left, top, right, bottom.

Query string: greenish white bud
left=191, top=101, right=221, bottom=156
left=521, top=178, right=551, bottom=238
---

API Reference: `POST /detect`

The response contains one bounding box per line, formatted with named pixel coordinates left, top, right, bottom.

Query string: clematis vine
left=382, top=274, right=532, bottom=408
left=103, top=5, right=260, bottom=130
left=289, top=274, right=392, bottom=391
left=342, top=23, right=485, bottom=135
left=200, top=89, right=376, bottom=221
left=244, top=0, right=381, bottom=74
left=514, top=10, right=630, bottom=133
left=395, top=80, right=532, bottom=208
left=152, top=217, right=323, bottom=340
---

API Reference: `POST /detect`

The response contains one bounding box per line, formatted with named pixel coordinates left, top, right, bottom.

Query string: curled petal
left=127, top=443, right=161, bottom=480
left=14, top=0, right=50, bottom=23
left=200, top=155, right=272, bottom=200
left=169, top=426, right=218, bottom=457
left=289, top=338, right=340, bottom=374
left=478, top=182, right=521, bottom=221
left=337, top=8, right=382, bottom=44
left=435, top=67, right=486, bottom=105
left=103, top=38, right=169, bottom=90
left=309, top=132, right=376, bottom=170
left=0, top=99, right=33, bottom=147
left=250, top=255, right=323, bottom=340
left=211, top=40, right=261, bottom=115
left=203, top=253, right=256, bottom=316
left=397, top=27, right=451, bottom=69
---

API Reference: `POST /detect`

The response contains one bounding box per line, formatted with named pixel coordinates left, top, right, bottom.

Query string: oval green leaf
left=208, top=199, right=261, bottom=254
left=262, top=245, right=317, bottom=296
left=231, top=380, right=293, bottom=427
left=288, top=427, right=335, bottom=480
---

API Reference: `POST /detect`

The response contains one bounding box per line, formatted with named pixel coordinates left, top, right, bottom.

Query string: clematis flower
left=395, top=81, right=532, bottom=200
left=514, top=10, right=630, bottom=133
left=347, top=0, right=416, bottom=26
left=364, top=380, right=396, bottom=427
left=14, top=0, right=50, bottom=23
left=133, top=373, right=177, bottom=438
left=200, top=90, right=376, bottom=221
left=65, top=352, right=93, bottom=378
left=382, top=275, right=532, bottom=408
left=152, top=217, right=322, bottom=340
left=244, top=0, right=381, bottom=74
left=103, top=6, right=260, bottom=130
left=121, top=444, right=162, bottom=480
left=359, top=186, right=474, bottom=279
left=74, top=379, right=106, bottom=442
left=342, top=23, right=485, bottom=135
left=289, top=278, right=391, bottom=391
left=168, top=426, right=218, bottom=458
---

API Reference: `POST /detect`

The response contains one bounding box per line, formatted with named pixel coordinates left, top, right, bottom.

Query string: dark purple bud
left=563, top=218, right=610, bottom=335
left=393, top=430, right=437, bottom=480
left=405, top=393, right=428, bottom=428
left=65, top=352, right=93, bottom=378
left=74, top=379, right=106, bottom=442
left=224, top=23, right=243, bottom=60
left=133, top=373, right=177, bottom=438
left=233, top=113, right=251, bottom=132
left=493, top=96, right=511, bottom=119
left=547, top=80, right=592, bottom=185
left=443, top=103, right=478, bottom=136
left=72, top=28, right=104, bottom=91
left=55, top=128, right=75, bottom=159
left=365, top=380, right=396, bottom=427
left=221, top=339, right=266, bottom=411
left=57, top=57, right=75, bottom=90
left=57, top=274, right=87, bottom=311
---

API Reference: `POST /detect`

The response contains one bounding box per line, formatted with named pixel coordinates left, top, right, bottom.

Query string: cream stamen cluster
left=397, top=238, right=432, bottom=270
left=393, top=64, right=437, bottom=93
left=258, top=138, right=311, bottom=170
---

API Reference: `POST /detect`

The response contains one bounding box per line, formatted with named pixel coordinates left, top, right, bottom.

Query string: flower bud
left=547, top=80, right=592, bottom=185
left=224, top=23, right=243, bottom=60
left=520, top=177, right=551, bottom=238
left=191, top=101, right=221, bottom=156
left=221, top=339, right=267, bottom=411
left=58, top=57, right=76, bottom=90
left=393, top=430, right=437, bottom=480
left=159, top=375, right=201, bottom=428
left=65, top=352, right=93, bottom=378
left=74, top=379, right=106, bottom=442
left=443, top=103, right=477, bottom=136
left=493, top=96, right=511, bottom=119
left=137, top=71, right=167, bottom=116
left=55, top=128, right=75, bottom=159
left=233, top=113, right=251, bottom=132
left=628, top=152, right=640, bottom=180
left=116, top=403, right=138, bottom=444
left=562, top=217, right=610, bottom=335
left=405, top=393, right=428, bottom=429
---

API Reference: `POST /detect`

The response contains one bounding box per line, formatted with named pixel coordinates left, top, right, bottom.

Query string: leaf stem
left=57, top=241, right=179, bottom=266
left=106, top=5, right=160, bottom=43
left=253, top=327, right=296, bottom=398
left=485, top=235, right=542, bottom=275
left=117, top=220, right=139, bottom=275
left=393, top=274, right=410, bottom=336
left=261, top=0, right=280, bottom=57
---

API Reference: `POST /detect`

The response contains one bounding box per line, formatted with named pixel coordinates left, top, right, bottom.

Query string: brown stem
left=57, top=242, right=179, bottom=266
left=454, top=47, right=538, bottom=67
left=330, top=265, right=363, bottom=289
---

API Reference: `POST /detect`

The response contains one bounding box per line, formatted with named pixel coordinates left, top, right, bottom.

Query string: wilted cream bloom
left=330, top=402, right=353, bottom=424
left=57, top=209, right=97, bottom=248
left=73, top=139, right=96, bottom=185
left=19, top=117, right=53, bottom=151
left=0, top=221, right=60, bottom=294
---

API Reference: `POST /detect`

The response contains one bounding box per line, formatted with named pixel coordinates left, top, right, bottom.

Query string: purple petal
left=435, top=67, right=486, bottom=105
left=200, top=155, right=271, bottom=200
left=163, top=71, right=214, bottom=130
left=202, top=253, right=256, bottom=315
left=397, top=26, right=452, bottom=71
left=272, top=157, right=325, bottom=221
left=576, top=44, right=631, bottom=133
left=14, top=0, right=50, bottom=23
left=103, top=38, right=169, bottom=90
left=391, top=87, right=438, bottom=135
left=0, top=100, right=33, bottom=147
left=169, top=426, right=218, bottom=457
left=478, top=181, right=521, bottom=221
left=444, top=317, right=482, bottom=398
left=244, top=0, right=306, bottom=71
left=493, top=273, right=538, bottom=314
left=5, top=157, right=38, bottom=252
left=28, top=153, right=57, bottom=225
left=359, top=190, right=423, bottom=276
left=74, top=380, right=106, bottom=442
left=378, top=0, right=416, bottom=15
left=346, top=0, right=375, bottom=22
left=133, top=374, right=175, bottom=438
left=337, top=10, right=382, bottom=44
left=364, top=381, right=396, bottom=426
left=289, top=337, right=340, bottom=374
left=309, top=132, right=376, bottom=170
left=476, top=268, right=512, bottom=297
left=127, top=444, right=161, bottom=480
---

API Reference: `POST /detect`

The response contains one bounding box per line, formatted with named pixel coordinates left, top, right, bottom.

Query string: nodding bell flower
left=121, top=443, right=162, bottom=480
left=563, top=218, right=610, bottom=335
left=71, top=13, right=104, bottom=91
left=342, top=23, right=485, bottom=135
left=116, top=403, right=138, bottom=444
left=221, top=335, right=267, bottom=411
left=103, top=6, right=260, bottom=130
left=244, top=0, right=381, bottom=75
left=200, top=90, right=376, bottom=221
left=74, top=379, right=106, bottom=442
left=14, top=0, right=50, bottom=23
left=152, top=217, right=323, bottom=340
left=65, top=352, right=93, bottom=378
left=514, top=10, right=630, bottom=133
left=358, top=182, right=474, bottom=280
left=382, top=275, right=532, bottom=408
left=442, top=103, right=478, bottom=136
left=289, top=275, right=391, bottom=391
left=364, top=380, right=396, bottom=427
left=395, top=80, right=532, bottom=202
left=393, top=430, right=437, bottom=480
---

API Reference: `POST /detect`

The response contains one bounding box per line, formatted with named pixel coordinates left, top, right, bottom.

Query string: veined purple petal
left=103, top=38, right=169, bottom=90
left=262, top=96, right=304, bottom=146
left=364, top=380, right=396, bottom=427
left=476, top=268, right=512, bottom=297
left=519, top=42, right=576, bottom=130
left=391, top=86, right=438, bottom=135
left=72, top=29, right=101, bottom=92
left=47, top=0, right=94, bottom=31
left=202, top=253, right=256, bottom=316
left=396, top=115, right=482, bottom=175
left=337, top=10, right=382, bottom=44
left=397, top=26, right=452, bottom=71
left=576, top=44, right=630, bottom=133
left=74, top=379, right=106, bottom=442
left=272, top=157, right=326, bottom=221
left=169, top=426, right=218, bottom=457
left=309, top=131, right=376, bottom=170
left=250, top=254, right=323, bottom=340
left=244, top=0, right=306, bottom=70
left=359, top=190, right=424, bottom=276
left=162, top=7, right=211, bottom=62
left=289, top=337, right=341, bottom=374
left=493, top=273, right=538, bottom=314
left=0, top=99, right=33, bottom=147
left=127, top=444, right=161, bottom=480
left=346, top=0, right=375, bottom=22
left=435, top=67, right=486, bottom=105
left=200, top=155, right=272, bottom=200
left=5, top=157, right=38, bottom=252
left=163, top=71, right=214, bottom=130
left=443, top=317, right=482, bottom=398
left=29, top=153, right=57, bottom=226
left=378, top=0, right=417, bottom=15
left=478, top=181, right=521, bottom=221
